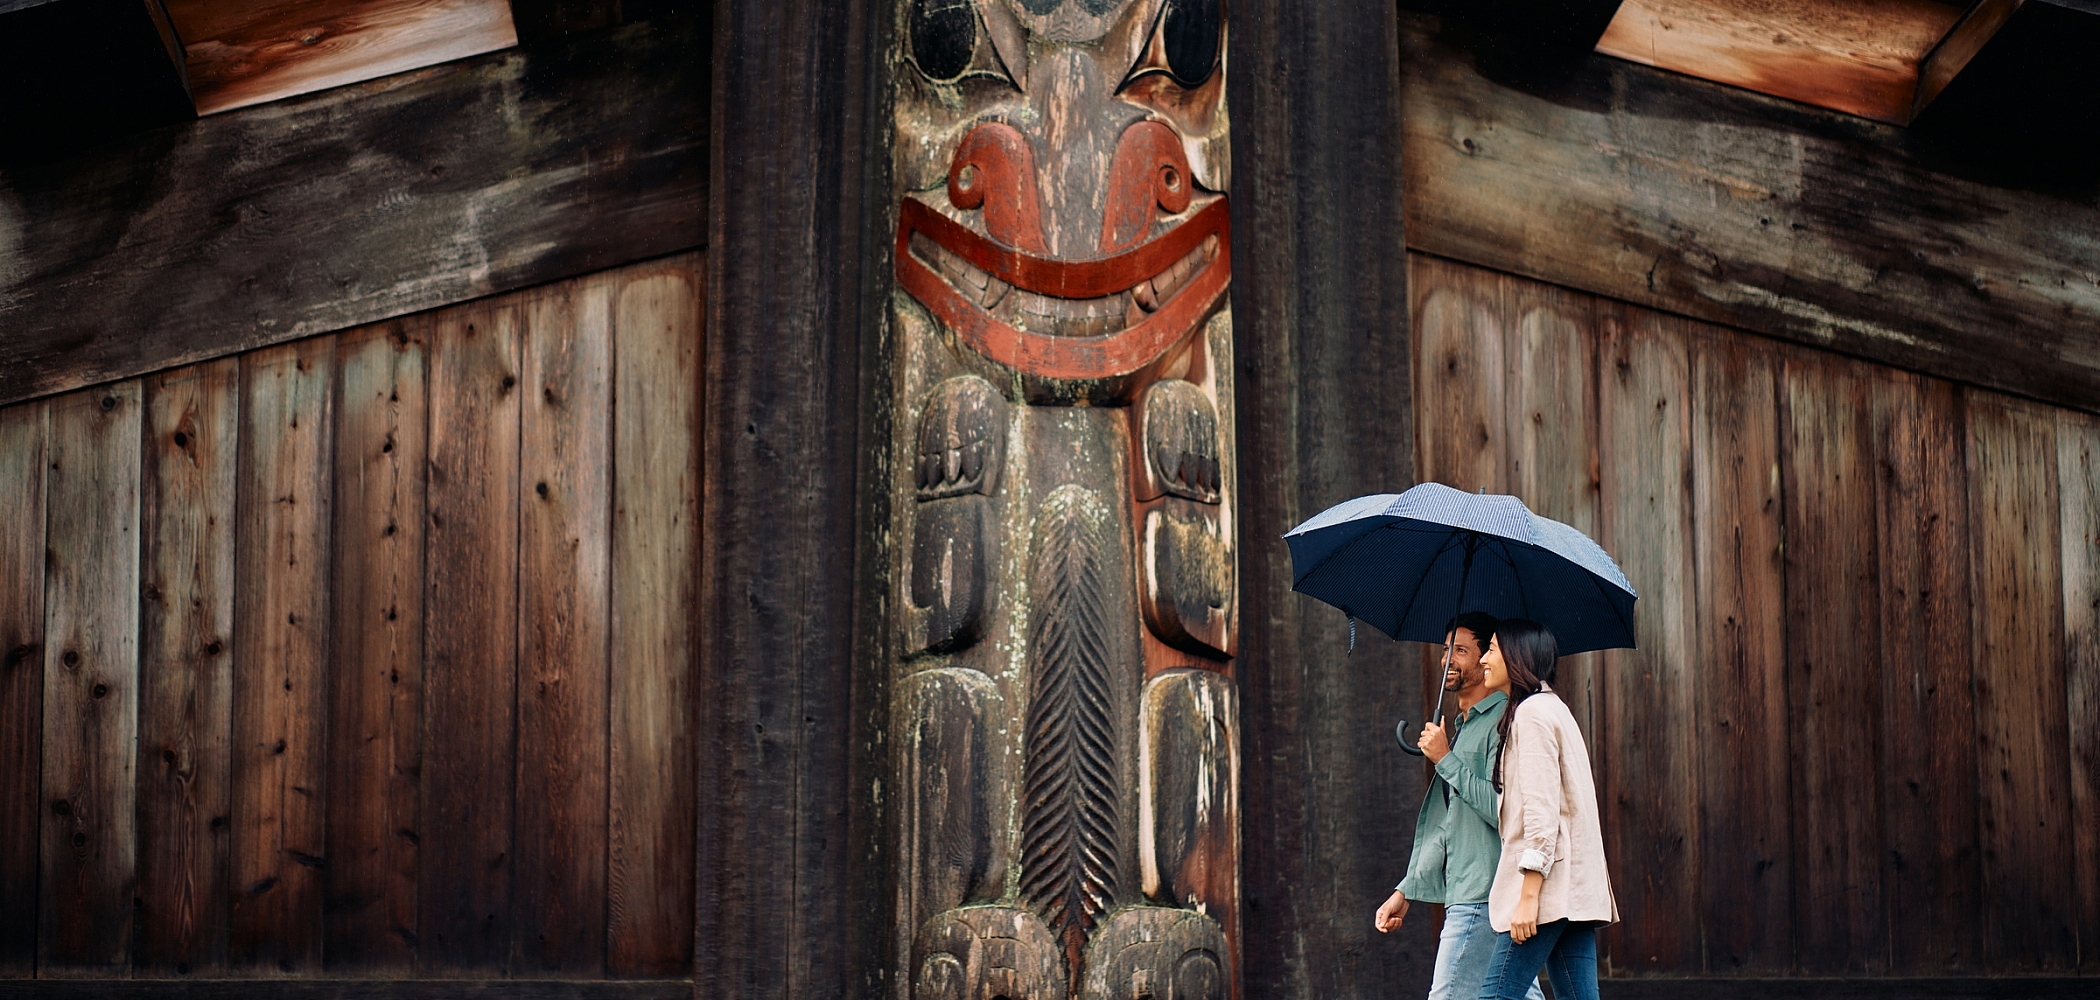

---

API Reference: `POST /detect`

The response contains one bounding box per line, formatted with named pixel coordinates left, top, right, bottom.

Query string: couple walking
left=1374, top=613, right=1618, bottom=1000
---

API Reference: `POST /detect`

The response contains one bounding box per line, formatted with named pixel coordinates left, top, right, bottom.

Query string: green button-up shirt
left=1397, top=689, right=1510, bottom=905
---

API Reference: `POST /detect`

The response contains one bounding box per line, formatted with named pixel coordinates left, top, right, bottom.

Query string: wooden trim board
left=164, top=0, right=518, bottom=115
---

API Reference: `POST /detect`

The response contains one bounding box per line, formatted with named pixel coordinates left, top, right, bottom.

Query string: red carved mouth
left=895, top=196, right=1230, bottom=381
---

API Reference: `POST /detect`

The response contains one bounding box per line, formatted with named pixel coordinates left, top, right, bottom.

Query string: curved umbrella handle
left=1395, top=719, right=1426, bottom=756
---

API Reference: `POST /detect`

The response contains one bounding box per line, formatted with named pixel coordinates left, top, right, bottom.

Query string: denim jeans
left=1430, top=903, right=1545, bottom=1000
left=1477, top=918, right=1600, bottom=1000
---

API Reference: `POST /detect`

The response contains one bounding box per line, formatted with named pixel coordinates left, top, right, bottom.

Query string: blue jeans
left=1430, top=903, right=1545, bottom=1000
left=1477, top=919, right=1600, bottom=1000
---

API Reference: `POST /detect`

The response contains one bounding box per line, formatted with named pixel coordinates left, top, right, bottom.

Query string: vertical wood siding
left=1409, top=253, right=2100, bottom=977
left=0, top=253, right=702, bottom=979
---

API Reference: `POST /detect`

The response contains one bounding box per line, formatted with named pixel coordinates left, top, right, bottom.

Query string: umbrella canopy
left=1283, top=482, right=1638, bottom=656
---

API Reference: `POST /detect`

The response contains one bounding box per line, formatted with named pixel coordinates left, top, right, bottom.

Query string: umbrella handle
left=1395, top=719, right=1427, bottom=756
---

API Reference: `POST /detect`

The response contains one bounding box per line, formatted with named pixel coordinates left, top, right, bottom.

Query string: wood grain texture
left=164, top=0, right=518, bottom=115
left=606, top=258, right=701, bottom=977
left=1596, top=0, right=1964, bottom=123
left=701, top=0, right=880, bottom=993
left=1688, top=331, right=1789, bottom=974
left=1594, top=304, right=1698, bottom=974
left=1226, top=0, right=1420, bottom=993
left=0, top=400, right=45, bottom=976
left=229, top=338, right=336, bottom=974
left=420, top=298, right=521, bottom=974
left=1397, top=12, right=2100, bottom=417
left=1409, top=256, right=1506, bottom=728
left=513, top=275, right=612, bottom=975
left=324, top=318, right=429, bottom=973
left=1501, top=269, right=1601, bottom=763
left=39, top=381, right=143, bottom=975
left=1781, top=352, right=1888, bottom=974
left=137, top=359, right=239, bottom=976
left=1964, top=390, right=2076, bottom=970
left=1870, top=370, right=1981, bottom=974
left=2061, top=407, right=2100, bottom=971
left=0, top=15, right=705, bottom=408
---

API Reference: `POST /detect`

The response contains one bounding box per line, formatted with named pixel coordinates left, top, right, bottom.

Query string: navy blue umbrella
left=1284, top=483, right=1637, bottom=752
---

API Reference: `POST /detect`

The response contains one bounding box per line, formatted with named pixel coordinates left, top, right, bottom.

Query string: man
left=1374, top=612, right=1543, bottom=1000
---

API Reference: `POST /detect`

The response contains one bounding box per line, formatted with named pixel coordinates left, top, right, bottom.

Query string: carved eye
left=1160, top=0, right=1221, bottom=88
left=910, top=0, right=978, bottom=82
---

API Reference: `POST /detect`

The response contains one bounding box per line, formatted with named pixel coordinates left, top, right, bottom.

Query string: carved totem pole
left=888, top=1, right=1238, bottom=998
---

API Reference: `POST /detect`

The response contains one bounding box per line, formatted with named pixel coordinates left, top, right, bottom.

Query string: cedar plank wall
left=1409, top=252, right=2100, bottom=979
left=0, top=253, right=702, bottom=981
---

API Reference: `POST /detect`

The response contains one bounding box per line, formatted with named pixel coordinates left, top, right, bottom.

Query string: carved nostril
left=957, top=164, right=976, bottom=192
left=1162, top=166, right=1181, bottom=192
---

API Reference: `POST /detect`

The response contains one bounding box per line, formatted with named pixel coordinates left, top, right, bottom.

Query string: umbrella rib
left=1291, top=519, right=1449, bottom=590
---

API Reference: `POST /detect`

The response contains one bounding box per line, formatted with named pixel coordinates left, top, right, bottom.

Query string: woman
left=1475, top=619, right=1616, bottom=1000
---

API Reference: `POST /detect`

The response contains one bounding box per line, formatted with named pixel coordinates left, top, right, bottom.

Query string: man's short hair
left=1443, top=611, right=1500, bottom=648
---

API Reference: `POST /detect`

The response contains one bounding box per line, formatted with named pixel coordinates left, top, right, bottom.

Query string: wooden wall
left=0, top=252, right=703, bottom=981
left=1410, top=252, right=2100, bottom=978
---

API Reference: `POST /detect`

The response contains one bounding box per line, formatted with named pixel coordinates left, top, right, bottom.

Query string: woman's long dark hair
left=1491, top=619, right=1559, bottom=793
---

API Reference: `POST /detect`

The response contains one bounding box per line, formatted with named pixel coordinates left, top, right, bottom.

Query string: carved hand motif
left=1136, top=379, right=1233, bottom=658
left=909, top=376, right=1007, bottom=655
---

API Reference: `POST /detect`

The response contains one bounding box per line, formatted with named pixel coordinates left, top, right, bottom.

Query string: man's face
left=1443, top=627, right=1486, bottom=692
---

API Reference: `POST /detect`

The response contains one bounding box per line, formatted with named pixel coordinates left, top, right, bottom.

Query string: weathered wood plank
left=1687, top=329, right=1789, bottom=974
left=1594, top=304, right=1698, bottom=974
left=229, top=338, right=336, bottom=974
left=1870, top=370, right=1982, bottom=974
left=1780, top=351, right=1888, bottom=974
left=1595, top=0, right=1964, bottom=124
left=1409, top=255, right=1507, bottom=731
left=607, top=258, right=701, bottom=977
left=164, top=0, right=518, bottom=115
left=1500, top=268, right=1601, bottom=766
left=2062, top=407, right=2100, bottom=971
left=0, top=15, right=704, bottom=408
left=1412, top=255, right=1506, bottom=496
left=0, top=400, right=46, bottom=976
left=420, top=298, right=521, bottom=974
left=513, top=274, right=611, bottom=975
left=1397, top=12, right=2100, bottom=416
left=137, top=359, right=240, bottom=976
left=323, top=318, right=429, bottom=973
left=1227, top=0, right=1420, bottom=990
left=1964, top=390, right=2077, bottom=970
left=39, top=381, right=143, bottom=975
left=701, top=0, right=881, bottom=993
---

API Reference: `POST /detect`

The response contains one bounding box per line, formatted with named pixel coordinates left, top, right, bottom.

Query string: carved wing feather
left=1019, top=485, right=1120, bottom=952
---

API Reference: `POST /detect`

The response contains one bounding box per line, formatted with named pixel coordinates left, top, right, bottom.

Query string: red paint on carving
left=1099, top=120, right=1194, bottom=254
left=895, top=198, right=1230, bottom=381
left=947, top=123, right=1048, bottom=254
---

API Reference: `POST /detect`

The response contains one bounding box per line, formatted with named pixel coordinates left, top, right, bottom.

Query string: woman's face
left=1480, top=638, right=1510, bottom=694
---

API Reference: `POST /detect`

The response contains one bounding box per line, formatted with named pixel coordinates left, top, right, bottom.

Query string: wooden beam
left=162, top=0, right=518, bottom=116
left=699, top=0, right=881, bottom=994
left=0, top=0, right=194, bottom=159
left=1398, top=11, right=2100, bottom=416
left=0, top=14, right=705, bottom=409
left=1595, top=0, right=1966, bottom=124
left=1229, top=1, right=1422, bottom=997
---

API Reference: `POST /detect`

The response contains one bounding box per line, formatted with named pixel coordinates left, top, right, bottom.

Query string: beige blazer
left=1489, top=686, right=1619, bottom=931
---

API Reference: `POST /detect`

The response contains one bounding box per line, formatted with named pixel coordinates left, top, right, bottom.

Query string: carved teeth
left=911, top=227, right=1218, bottom=340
